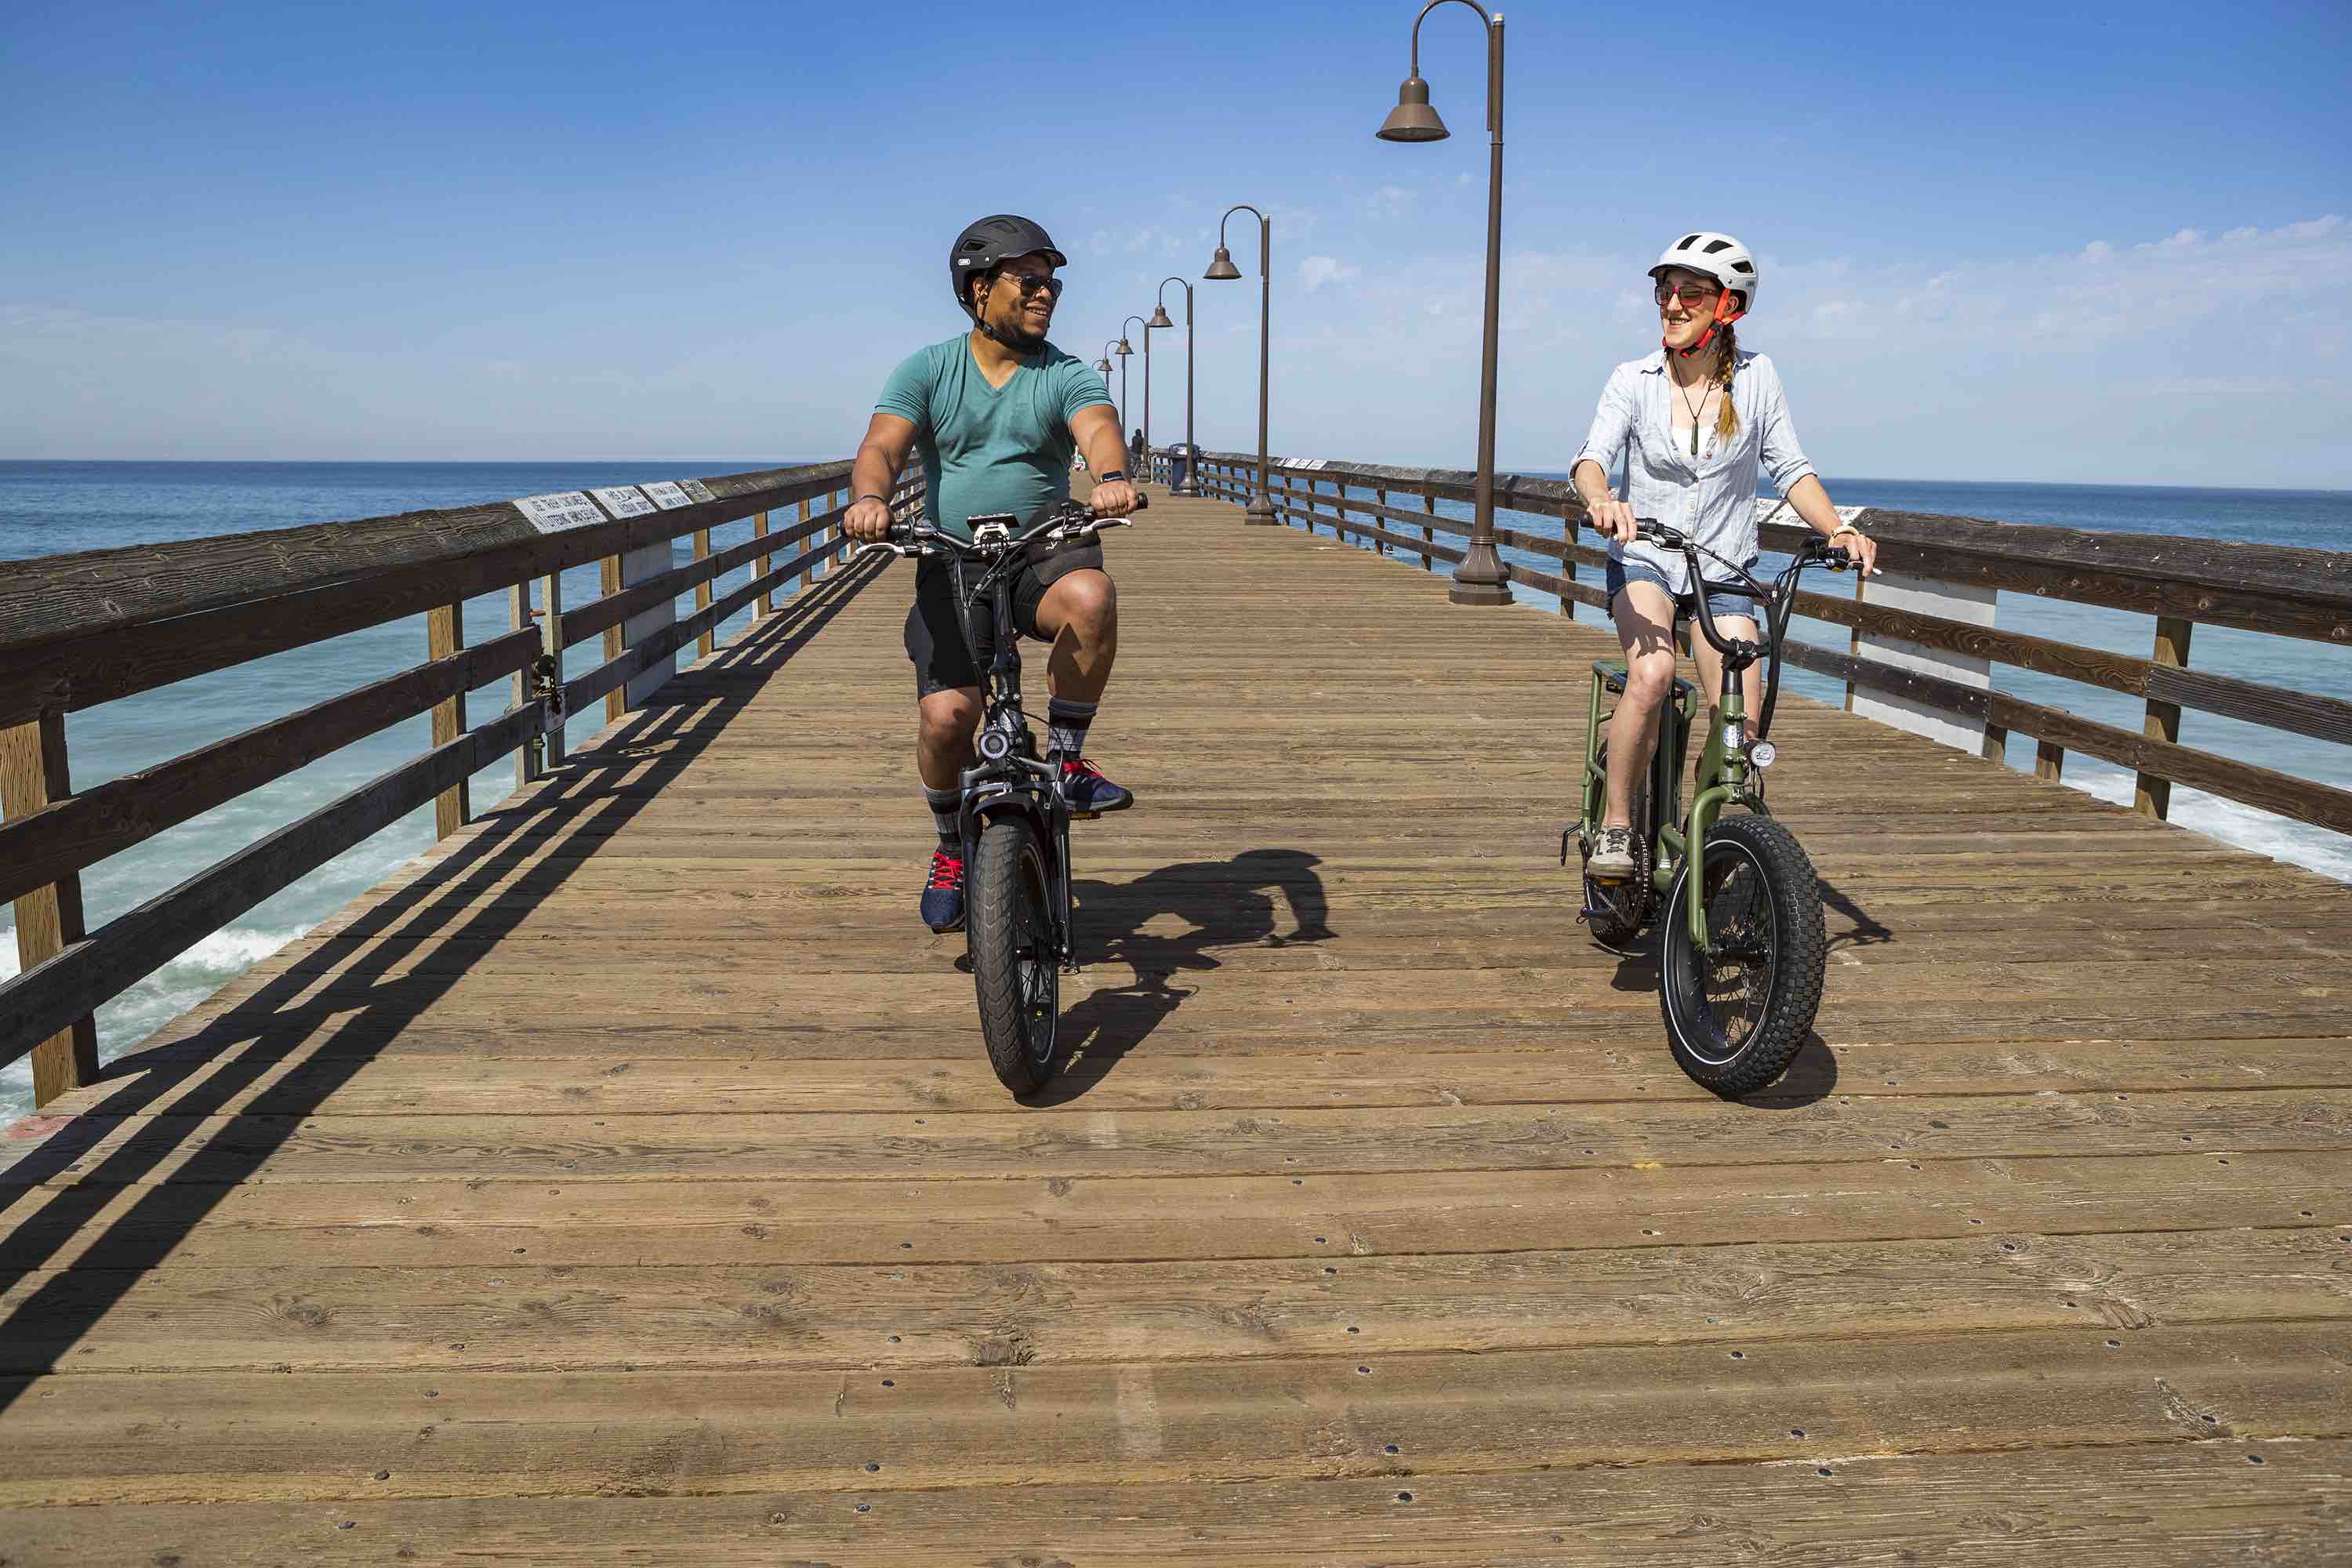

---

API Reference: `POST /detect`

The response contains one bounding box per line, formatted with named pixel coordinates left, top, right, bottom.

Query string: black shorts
left=904, top=543, right=1105, bottom=699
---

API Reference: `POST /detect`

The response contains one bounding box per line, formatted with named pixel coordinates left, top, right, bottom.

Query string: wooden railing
left=0, top=462, right=922, bottom=1105
left=1188, top=448, right=2352, bottom=841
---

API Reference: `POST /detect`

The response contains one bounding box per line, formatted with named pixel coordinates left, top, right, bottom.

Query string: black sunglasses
left=995, top=272, right=1065, bottom=303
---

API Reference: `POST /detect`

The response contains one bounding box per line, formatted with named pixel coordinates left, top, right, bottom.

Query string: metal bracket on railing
left=532, top=653, right=564, bottom=719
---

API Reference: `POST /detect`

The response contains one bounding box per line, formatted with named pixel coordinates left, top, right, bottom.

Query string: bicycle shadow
left=1025, top=848, right=1334, bottom=1105
left=1819, top=874, right=1895, bottom=953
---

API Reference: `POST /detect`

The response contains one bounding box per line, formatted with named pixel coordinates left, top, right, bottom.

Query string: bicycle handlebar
left=856, top=495, right=1147, bottom=564
left=1629, top=517, right=1850, bottom=742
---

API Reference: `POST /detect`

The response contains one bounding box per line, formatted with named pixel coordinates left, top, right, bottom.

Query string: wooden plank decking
left=5, top=485, right=2350, bottom=1563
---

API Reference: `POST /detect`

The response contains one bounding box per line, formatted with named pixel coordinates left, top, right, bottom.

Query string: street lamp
left=1152, top=278, right=1197, bottom=495
left=1205, top=205, right=1275, bottom=524
left=1377, top=0, right=1513, bottom=605
left=1105, top=338, right=1134, bottom=434
left=1123, top=312, right=1154, bottom=471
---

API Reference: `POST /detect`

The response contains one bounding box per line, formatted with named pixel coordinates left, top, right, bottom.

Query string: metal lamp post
left=1123, top=312, right=1154, bottom=473
left=1205, top=205, right=1275, bottom=524
left=1151, top=278, right=1198, bottom=495
left=1377, top=0, right=1513, bottom=605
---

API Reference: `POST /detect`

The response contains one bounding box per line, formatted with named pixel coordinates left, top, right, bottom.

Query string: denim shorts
left=1605, top=556, right=1763, bottom=631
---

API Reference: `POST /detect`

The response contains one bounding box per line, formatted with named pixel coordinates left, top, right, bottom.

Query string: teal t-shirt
left=875, top=336, right=1113, bottom=541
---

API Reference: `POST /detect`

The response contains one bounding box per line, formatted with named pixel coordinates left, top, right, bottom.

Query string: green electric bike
left=1566, top=520, right=1854, bottom=1096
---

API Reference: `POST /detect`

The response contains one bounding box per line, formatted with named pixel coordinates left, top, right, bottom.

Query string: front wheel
left=1658, top=814, right=1826, bottom=1097
left=968, top=816, right=1062, bottom=1097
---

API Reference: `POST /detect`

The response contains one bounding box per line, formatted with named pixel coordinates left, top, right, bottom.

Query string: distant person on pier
left=1571, top=232, right=1882, bottom=880
left=844, top=215, right=1140, bottom=934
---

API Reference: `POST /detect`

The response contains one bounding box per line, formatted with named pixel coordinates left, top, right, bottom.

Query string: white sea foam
left=1, top=920, right=314, bottom=1127
left=2063, top=764, right=2352, bottom=884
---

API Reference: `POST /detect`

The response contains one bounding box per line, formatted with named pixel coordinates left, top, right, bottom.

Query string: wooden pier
left=4, top=477, right=2350, bottom=1562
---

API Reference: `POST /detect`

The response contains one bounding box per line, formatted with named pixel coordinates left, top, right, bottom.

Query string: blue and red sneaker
left=920, top=848, right=965, bottom=933
left=1057, top=756, right=1134, bottom=816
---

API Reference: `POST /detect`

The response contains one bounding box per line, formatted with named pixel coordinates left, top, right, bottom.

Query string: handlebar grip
left=1824, top=547, right=1853, bottom=570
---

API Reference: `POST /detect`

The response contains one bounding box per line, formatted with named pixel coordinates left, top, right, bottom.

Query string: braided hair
left=1711, top=321, right=1742, bottom=441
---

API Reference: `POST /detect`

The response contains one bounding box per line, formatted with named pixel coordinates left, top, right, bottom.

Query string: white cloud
left=1363, top=185, right=1416, bottom=218
left=1298, top=256, right=1360, bottom=292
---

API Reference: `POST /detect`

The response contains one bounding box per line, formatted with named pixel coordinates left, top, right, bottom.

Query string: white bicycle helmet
left=1650, top=231, right=1760, bottom=313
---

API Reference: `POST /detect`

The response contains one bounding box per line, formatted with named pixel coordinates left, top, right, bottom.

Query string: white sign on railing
left=677, top=479, right=717, bottom=504
left=590, top=486, right=659, bottom=519
left=641, top=481, right=692, bottom=510
left=515, top=492, right=605, bottom=534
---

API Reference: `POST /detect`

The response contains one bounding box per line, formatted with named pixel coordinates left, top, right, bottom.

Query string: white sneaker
left=1588, top=826, right=1637, bottom=880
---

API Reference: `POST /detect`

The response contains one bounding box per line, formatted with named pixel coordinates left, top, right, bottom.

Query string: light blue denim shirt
left=1573, top=348, right=1817, bottom=596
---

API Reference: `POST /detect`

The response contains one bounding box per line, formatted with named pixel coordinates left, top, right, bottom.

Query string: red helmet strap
left=1668, top=289, right=1746, bottom=359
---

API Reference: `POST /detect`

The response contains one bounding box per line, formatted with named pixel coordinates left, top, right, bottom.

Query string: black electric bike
left=858, top=496, right=1142, bottom=1096
left=1568, top=520, right=1853, bottom=1095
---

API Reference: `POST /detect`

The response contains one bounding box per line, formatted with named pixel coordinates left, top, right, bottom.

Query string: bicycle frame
left=1581, top=528, right=1848, bottom=950
left=862, top=501, right=1133, bottom=971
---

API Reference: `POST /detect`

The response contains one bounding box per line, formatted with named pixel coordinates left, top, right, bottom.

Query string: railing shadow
left=0, top=555, right=888, bottom=1404
left=1028, top=849, right=1335, bottom=1105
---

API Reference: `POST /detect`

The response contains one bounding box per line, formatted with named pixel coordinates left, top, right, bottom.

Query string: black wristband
left=1095, top=470, right=1129, bottom=484
left=855, top=492, right=890, bottom=505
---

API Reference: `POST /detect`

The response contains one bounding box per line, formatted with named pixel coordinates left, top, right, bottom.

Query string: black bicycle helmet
left=950, top=214, right=1068, bottom=321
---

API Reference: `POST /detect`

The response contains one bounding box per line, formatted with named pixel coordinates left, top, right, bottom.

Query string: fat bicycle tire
left=968, top=816, right=1062, bottom=1097
left=1658, top=813, right=1826, bottom=1097
left=1581, top=745, right=1653, bottom=953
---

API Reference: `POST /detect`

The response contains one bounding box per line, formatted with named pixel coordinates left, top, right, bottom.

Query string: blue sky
left=4, top=0, right=2347, bottom=485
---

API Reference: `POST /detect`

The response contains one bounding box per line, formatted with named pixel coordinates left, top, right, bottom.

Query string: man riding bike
left=845, top=215, right=1141, bottom=934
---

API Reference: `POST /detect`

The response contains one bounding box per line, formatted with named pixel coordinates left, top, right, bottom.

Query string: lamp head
left=1094, top=358, right=1112, bottom=374
left=1377, top=75, right=1449, bottom=142
left=1203, top=245, right=1243, bottom=281
left=1147, top=304, right=1174, bottom=328
left=1116, top=337, right=1132, bottom=356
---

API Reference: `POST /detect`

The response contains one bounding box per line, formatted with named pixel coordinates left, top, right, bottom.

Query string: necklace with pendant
left=1678, top=377, right=1708, bottom=457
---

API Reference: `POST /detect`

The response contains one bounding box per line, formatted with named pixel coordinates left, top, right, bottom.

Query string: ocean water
left=3, top=462, right=2349, bottom=1125
left=0, top=461, right=818, bottom=1124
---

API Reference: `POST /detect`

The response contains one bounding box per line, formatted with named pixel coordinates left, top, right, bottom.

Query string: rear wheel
left=969, top=816, right=1061, bottom=1096
left=1658, top=814, right=1825, bottom=1097
left=1581, top=743, right=1653, bottom=952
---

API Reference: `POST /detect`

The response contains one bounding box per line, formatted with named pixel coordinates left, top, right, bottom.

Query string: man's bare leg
left=1032, top=567, right=1130, bottom=811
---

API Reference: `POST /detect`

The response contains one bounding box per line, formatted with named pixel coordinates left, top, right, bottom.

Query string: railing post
left=2035, top=739, right=2065, bottom=782
left=1980, top=724, right=2009, bottom=764
left=2, top=711, right=100, bottom=1105
left=754, top=510, right=775, bottom=618
left=1420, top=485, right=1436, bottom=572
left=511, top=581, right=536, bottom=789
left=694, top=526, right=714, bottom=660
left=2134, top=616, right=2194, bottom=819
left=601, top=557, right=626, bottom=726
left=1373, top=487, right=1389, bottom=555
left=1844, top=567, right=1864, bottom=713
left=617, top=536, right=676, bottom=711
left=1560, top=499, right=1577, bottom=621
left=427, top=603, right=471, bottom=835
left=538, top=570, right=564, bottom=771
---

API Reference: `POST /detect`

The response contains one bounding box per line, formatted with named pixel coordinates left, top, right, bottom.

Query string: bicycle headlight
left=978, top=730, right=1013, bottom=761
left=1750, top=741, right=1778, bottom=768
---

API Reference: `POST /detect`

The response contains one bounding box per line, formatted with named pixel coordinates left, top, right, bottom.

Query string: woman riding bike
left=1571, top=232, right=1881, bottom=878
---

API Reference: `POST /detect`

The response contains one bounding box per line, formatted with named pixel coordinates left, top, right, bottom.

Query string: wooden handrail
left=1192, top=452, right=2352, bottom=840
left=0, top=463, right=923, bottom=1089
left=0, top=462, right=863, bottom=730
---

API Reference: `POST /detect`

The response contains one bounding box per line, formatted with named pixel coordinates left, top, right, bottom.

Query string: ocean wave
left=2063, top=764, right=2352, bottom=883
left=0, top=921, right=314, bottom=1128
